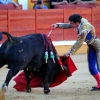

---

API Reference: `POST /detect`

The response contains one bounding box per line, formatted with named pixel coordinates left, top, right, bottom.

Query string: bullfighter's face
left=70, top=21, right=79, bottom=28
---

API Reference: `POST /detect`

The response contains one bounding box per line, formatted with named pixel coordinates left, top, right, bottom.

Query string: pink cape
left=13, top=56, right=77, bottom=91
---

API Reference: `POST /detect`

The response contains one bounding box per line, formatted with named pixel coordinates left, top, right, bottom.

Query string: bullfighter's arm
left=56, top=22, right=72, bottom=29
left=67, top=23, right=91, bottom=55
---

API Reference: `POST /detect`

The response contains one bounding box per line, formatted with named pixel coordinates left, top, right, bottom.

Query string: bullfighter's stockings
left=91, top=73, right=100, bottom=91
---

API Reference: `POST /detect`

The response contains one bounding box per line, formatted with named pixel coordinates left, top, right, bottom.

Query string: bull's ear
left=0, top=33, right=3, bottom=41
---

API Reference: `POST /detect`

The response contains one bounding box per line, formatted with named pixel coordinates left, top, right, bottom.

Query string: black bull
left=0, top=32, right=69, bottom=94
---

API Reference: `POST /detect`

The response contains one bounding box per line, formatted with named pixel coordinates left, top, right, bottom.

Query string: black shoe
left=91, top=86, right=100, bottom=91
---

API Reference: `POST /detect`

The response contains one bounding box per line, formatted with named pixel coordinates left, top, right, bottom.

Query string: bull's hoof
left=91, top=86, right=100, bottom=91
left=44, top=89, right=50, bottom=94
left=26, top=88, right=31, bottom=93
left=1, top=83, right=8, bottom=92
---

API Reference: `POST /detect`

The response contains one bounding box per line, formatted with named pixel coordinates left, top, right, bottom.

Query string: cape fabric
left=13, top=56, right=77, bottom=91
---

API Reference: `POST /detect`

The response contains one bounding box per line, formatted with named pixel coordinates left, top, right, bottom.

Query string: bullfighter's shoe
left=91, top=86, right=100, bottom=91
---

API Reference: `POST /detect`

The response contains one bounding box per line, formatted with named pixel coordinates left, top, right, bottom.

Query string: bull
left=0, top=32, right=69, bottom=94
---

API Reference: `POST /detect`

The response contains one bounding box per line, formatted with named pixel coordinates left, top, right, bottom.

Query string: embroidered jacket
left=56, top=18, right=96, bottom=55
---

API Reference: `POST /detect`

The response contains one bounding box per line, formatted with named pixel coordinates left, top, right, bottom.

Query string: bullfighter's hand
left=51, top=24, right=58, bottom=28
left=63, top=52, right=70, bottom=58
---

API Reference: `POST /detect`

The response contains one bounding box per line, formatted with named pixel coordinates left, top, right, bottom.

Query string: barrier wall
left=0, top=8, right=100, bottom=41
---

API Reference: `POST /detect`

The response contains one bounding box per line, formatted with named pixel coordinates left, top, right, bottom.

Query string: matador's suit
left=56, top=18, right=100, bottom=90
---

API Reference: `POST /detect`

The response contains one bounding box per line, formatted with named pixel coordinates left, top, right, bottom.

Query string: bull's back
left=0, top=33, right=45, bottom=69
left=22, top=34, right=45, bottom=45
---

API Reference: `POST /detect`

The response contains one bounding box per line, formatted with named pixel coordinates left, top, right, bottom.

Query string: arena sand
left=0, top=54, right=100, bottom=100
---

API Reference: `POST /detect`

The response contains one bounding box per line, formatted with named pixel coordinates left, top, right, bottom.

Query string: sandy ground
left=0, top=54, right=100, bottom=100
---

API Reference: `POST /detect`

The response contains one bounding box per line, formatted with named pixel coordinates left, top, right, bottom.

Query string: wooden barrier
left=0, top=7, right=100, bottom=42
left=35, top=9, right=64, bottom=41
left=9, top=10, right=35, bottom=36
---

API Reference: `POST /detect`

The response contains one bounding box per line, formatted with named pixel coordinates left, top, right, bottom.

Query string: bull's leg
left=24, top=70, right=31, bottom=93
left=1, top=67, right=19, bottom=92
left=43, top=77, right=50, bottom=94
left=42, top=60, right=53, bottom=94
left=42, top=68, right=50, bottom=94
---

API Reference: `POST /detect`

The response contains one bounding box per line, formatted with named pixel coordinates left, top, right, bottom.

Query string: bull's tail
left=0, top=32, right=14, bottom=43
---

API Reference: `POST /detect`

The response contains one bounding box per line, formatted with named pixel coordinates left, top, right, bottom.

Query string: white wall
left=18, top=0, right=28, bottom=10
